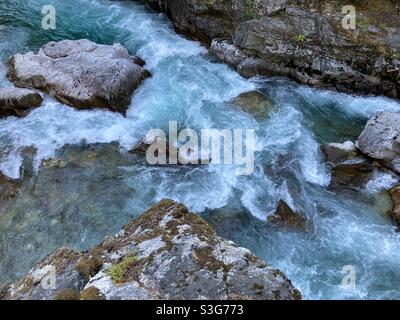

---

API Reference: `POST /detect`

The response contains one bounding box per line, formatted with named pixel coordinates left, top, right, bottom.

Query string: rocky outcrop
left=144, top=0, right=400, bottom=98
left=0, top=200, right=301, bottom=300
left=0, top=88, right=42, bottom=118
left=267, top=200, right=306, bottom=230
left=6, top=39, right=150, bottom=114
left=356, top=112, right=400, bottom=174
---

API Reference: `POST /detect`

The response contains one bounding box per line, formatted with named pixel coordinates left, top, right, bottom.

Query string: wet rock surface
left=0, top=88, right=42, bottom=118
left=321, top=139, right=399, bottom=189
left=322, top=141, right=358, bottom=164
left=389, top=185, right=400, bottom=228
left=144, top=0, right=400, bottom=98
left=267, top=200, right=307, bottom=230
left=229, top=90, right=274, bottom=119
left=6, top=39, right=150, bottom=114
left=0, top=172, right=21, bottom=203
left=0, top=200, right=301, bottom=300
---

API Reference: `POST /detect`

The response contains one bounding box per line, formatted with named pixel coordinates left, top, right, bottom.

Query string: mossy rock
left=75, top=258, right=103, bottom=281
left=53, top=288, right=80, bottom=300
left=80, top=287, right=105, bottom=300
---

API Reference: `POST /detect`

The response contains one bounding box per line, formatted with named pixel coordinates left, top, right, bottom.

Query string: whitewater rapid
left=1, top=0, right=400, bottom=299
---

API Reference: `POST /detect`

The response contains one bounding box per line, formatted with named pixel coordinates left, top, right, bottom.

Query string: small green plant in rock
left=356, top=17, right=369, bottom=32
left=106, top=251, right=138, bottom=284
left=246, top=0, right=255, bottom=18
left=294, top=34, right=306, bottom=42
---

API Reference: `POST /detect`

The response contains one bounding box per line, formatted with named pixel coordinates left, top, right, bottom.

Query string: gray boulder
left=0, top=87, right=42, bottom=118
left=6, top=39, right=150, bottom=114
left=356, top=112, right=400, bottom=173
left=0, top=199, right=301, bottom=300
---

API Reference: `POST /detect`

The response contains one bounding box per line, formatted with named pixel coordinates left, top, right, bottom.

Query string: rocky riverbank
left=0, top=200, right=301, bottom=300
left=142, top=0, right=400, bottom=99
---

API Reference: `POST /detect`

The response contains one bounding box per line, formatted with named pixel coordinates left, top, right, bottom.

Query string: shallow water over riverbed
left=1, top=0, right=400, bottom=299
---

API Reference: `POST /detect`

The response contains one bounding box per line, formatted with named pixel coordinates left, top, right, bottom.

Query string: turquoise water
left=1, top=0, right=400, bottom=299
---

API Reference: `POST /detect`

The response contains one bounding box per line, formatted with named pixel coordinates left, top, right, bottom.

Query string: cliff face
left=0, top=200, right=301, bottom=300
left=144, top=0, right=400, bottom=98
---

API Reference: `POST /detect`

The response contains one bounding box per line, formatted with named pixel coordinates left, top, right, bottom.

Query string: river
left=1, top=0, right=400, bottom=299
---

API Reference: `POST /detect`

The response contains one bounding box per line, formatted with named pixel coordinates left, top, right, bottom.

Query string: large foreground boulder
left=0, top=200, right=301, bottom=300
left=6, top=39, right=150, bottom=114
left=356, top=112, right=400, bottom=174
left=0, top=88, right=42, bottom=118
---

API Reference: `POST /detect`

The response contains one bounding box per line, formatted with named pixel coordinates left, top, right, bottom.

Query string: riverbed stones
left=6, top=39, right=150, bottom=114
left=356, top=112, right=400, bottom=174
left=0, top=200, right=301, bottom=300
left=0, top=88, right=43, bottom=118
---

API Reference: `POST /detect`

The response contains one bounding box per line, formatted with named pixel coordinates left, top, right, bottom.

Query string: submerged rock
left=322, top=139, right=398, bottom=190
left=330, top=161, right=375, bottom=189
left=230, top=90, right=274, bottom=119
left=0, top=200, right=301, bottom=300
left=0, top=88, right=42, bottom=118
left=145, top=0, right=400, bottom=98
left=267, top=200, right=306, bottom=230
left=0, top=172, right=21, bottom=203
left=322, top=141, right=358, bottom=164
left=6, top=39, right=150, bottom=114
left=130, top=138, right=210, bottom=165
left=356, top=112, right=400, bottom=174
left=389, top=185, right=400, bottom=228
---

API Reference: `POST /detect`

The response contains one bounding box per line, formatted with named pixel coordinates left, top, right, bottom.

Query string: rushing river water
left=1, top=0, right=400, bottom=299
